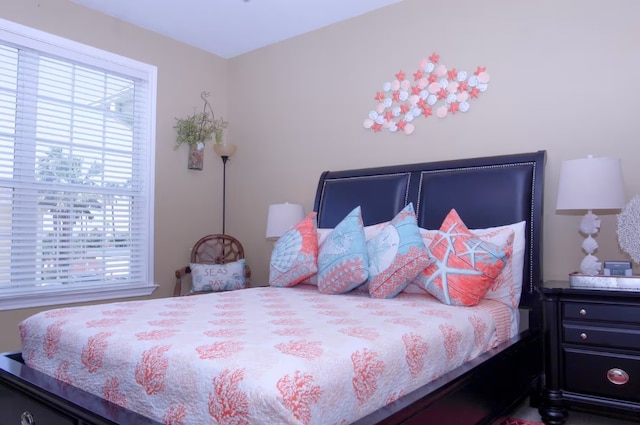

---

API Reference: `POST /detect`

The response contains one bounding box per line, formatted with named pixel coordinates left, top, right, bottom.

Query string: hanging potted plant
left=174, top=91, right=216, bottom=170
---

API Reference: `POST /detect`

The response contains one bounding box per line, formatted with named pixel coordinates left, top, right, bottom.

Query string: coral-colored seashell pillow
left=269, top=212, right=318, bottom=287
left=415, top=209, right=512, bottom=306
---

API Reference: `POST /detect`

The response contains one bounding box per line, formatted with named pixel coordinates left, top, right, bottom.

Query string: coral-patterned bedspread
left=20, top=285, right=513, bottom=425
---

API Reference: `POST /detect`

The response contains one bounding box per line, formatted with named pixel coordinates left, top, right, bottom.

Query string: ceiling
left=71, top=0, right=403, bottom=59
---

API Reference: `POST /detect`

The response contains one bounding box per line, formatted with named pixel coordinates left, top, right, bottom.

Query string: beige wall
left=1, top=0, right=640, bottom=351
left=228, top=0, right=640, bottom=291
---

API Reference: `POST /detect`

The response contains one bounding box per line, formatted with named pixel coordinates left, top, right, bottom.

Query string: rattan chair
left=173, top=234, right=251, bottom=296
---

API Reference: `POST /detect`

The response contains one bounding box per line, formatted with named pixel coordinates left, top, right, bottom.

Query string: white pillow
left=317, top=221, right=388, bottom=245
left=473, top=221, right=526, bottom=307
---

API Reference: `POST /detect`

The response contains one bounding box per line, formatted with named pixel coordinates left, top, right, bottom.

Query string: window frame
left=0, top=18, right=157, bottom=311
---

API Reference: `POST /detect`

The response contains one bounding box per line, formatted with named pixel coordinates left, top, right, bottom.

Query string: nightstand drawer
left=0, top=382, right=76, bottom=425
left=564, top=349, right=640, bottom=403
left=564, top=323, right=640, bottom=350
left=563, top=302, right=640, bottom=324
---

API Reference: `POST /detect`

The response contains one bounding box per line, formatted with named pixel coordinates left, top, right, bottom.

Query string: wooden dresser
left=539, top=280, right=640, bottom=424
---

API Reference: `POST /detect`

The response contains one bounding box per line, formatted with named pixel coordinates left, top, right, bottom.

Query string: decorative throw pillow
left=269, top=212, right=318, bottom=287
left=317, top=206, right=369, bottom=294
left=415, top=209, right=511, bottom=306
left=418, top=220, right=525, bottom=307
left=473, top=221, right=525, bottom=308
left=367, top=203, right=432, bottom=299
left=302, top=221, right=388, bottom=287
left=190, top=259, right=246, bottom=293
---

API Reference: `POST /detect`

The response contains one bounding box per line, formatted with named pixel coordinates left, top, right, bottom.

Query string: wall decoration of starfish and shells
left=363, top=53, right=490, bottom=135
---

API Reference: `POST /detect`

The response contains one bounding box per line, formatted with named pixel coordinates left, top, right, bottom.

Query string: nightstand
left=539, top=280, right=640, bottom=424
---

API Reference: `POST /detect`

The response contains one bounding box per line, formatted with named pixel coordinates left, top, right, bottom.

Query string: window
left=0, top=19, right=157, bottom=310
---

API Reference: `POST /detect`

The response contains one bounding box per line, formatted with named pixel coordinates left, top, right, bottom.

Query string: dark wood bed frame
left=0, top=150, right=546, bottom=425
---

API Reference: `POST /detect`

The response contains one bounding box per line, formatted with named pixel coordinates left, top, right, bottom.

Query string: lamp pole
left=213, top=143, right=236, bottom=235
left=221, top=155, right=229, bottom=234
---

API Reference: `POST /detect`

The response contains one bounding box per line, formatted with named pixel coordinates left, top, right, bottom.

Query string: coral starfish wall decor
left=363, top=53, right=490, bottom=135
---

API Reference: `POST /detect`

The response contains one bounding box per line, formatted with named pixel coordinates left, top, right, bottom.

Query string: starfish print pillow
left=414, top=208, right=511, bottom=306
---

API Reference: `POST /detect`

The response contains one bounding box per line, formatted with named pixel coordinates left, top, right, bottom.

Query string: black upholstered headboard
left=313, top=151, right=546, bottom=308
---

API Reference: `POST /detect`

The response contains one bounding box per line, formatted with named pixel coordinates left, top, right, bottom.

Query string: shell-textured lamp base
left=578, top=211, right=602, bottom=275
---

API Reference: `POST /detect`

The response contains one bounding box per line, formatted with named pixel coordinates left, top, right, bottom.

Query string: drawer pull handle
left=579, top=308, right=587, bottom=316
left=580, top=332, right=587, bottom=340
left=21, top=411, right=34, bottom=425
left=607, top=368, right=629, bottom=385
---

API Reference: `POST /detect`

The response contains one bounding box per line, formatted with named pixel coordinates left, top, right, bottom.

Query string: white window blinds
left=0, top=19, right=157, bottom=310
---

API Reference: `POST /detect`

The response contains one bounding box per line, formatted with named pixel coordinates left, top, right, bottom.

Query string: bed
left=0, top=150, right=546, bottom=425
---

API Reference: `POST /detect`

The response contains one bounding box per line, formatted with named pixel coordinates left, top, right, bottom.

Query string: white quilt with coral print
left=20, top=285, right=513, bottom=425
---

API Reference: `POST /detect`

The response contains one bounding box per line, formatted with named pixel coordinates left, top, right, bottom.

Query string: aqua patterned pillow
left=269, top=212, right=318, bottom=287
left=367, top=203, right=432, bottom=299
left=190, top=259, right=246, bottom=293
left=317, top=206, right=369, bottom=294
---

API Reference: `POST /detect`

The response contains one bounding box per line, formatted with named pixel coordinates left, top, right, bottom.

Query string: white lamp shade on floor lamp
left=266, top=203, right=305, bottom=240
left=556, top=155, right=625, bottom=275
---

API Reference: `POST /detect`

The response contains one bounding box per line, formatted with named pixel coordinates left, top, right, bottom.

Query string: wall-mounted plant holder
left=188, top=142, right=205, bottom=170
left=174, top=91, right=222, bottom=171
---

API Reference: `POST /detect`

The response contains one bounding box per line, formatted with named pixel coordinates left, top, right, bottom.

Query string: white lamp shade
left=266, top=203, right=305, bottom=239
left=556, top=156, right=625, bottom=211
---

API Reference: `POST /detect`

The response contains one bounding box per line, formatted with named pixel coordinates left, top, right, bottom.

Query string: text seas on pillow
left=190, top=259, right=247, bottom=292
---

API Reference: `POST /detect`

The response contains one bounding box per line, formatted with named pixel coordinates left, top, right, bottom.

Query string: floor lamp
left=213, top=143, right=237, bottom=234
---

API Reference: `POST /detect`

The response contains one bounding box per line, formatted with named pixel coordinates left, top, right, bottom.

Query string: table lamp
left=556, top=155, right=625, bottom=275
left=266, top=203, right=305, bottom=240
